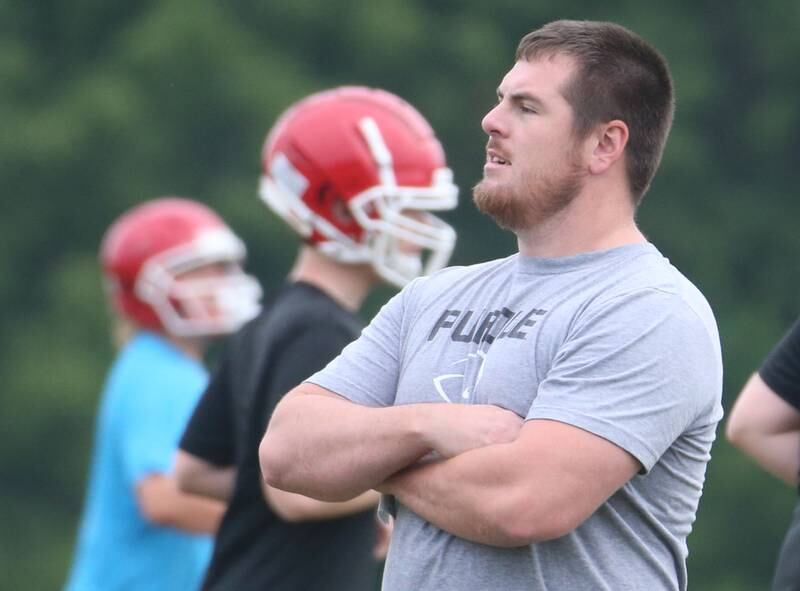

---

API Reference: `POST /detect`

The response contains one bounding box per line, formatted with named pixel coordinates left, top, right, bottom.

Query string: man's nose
left=481, top=103, right=505, bottom=136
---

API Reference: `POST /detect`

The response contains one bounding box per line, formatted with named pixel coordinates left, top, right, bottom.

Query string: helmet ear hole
left=330, top=198, right=355, bottom=225
left=317, top=182, right=333, bottom=204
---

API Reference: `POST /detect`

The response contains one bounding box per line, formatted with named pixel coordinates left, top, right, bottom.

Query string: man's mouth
left=487, top=150, right=510, bottom=165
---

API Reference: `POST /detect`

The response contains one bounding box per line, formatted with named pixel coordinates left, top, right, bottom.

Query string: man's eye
left=520, top=105, right=536, bottom=114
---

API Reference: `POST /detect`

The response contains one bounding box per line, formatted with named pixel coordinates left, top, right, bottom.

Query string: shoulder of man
left=590, top=248, right=717, bottom=329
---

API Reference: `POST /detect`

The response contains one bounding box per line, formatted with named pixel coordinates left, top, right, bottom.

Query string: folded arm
left=136, top=473, right=226, bottom=534
left=261, top=482, right=380, bottom=522
left=726, top=373, right=800, bottom=486
left=378, top=418, right=640, bottom=547
left=259, top=383, right=523, bottom=501
left=174, top=450, right=236, bottom=501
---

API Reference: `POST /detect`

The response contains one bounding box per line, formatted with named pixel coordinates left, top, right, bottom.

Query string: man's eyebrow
left=496, top=89, right=544, bottom=107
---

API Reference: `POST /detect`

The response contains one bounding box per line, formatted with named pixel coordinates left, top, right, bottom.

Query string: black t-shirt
left=758, top=319, right=800, bottom=590
left=180, top=281, right=379, bottom=591
left=760, top=318, right=800, bottom=411
left=772, top=501, right=800, bottom=591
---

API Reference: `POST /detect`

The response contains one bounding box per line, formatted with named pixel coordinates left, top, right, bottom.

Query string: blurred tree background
left=2, top=0, right=799, bottom=588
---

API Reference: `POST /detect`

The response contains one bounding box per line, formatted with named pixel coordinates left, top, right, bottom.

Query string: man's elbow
left=173, top=450, right=211, bottom=496
left=265, top=493, right=318, bottom=523
left=724, top=413, right=750, bottom=450
left=138, top=496, right=176, bottom=527
left=173, top=463, right=197, bottom=495
left=259, top=433, right=291, bottom=490
left=493, top=496, right=584, bottom=546
left=271, top=504, right=310, bottom=523
left=259, top=392, right=309, bottom=489
left=724, top=421, right=740, bottom=447
left=136, top=475, right=178, bottom=527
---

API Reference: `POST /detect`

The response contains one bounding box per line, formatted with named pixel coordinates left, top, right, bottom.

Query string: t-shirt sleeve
left=121, top=365, right=208, bottom=484
left=257, top=322, right=359, bottom=429
left=528, top=288, right=722, bottom=472
left=759, top=318, right=800, bottom=411
left=306, top=287, right=409, bottom=407
left=179, top=348, right=236, bottom=466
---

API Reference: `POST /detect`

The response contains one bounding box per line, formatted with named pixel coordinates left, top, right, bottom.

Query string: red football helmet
left=259, top=86, right=458, bottom=287
left=100, top=197, right=262, bottom=337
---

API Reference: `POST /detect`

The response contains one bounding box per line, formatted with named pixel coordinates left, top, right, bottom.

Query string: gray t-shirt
left=308, top=243, right=723, bottom=591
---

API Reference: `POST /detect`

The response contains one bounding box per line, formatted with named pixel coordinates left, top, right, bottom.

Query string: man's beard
left=473, top=152, right=585, bottom=232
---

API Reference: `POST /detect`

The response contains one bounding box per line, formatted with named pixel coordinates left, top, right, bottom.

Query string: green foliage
left=2, top=1, right=799, bottom=588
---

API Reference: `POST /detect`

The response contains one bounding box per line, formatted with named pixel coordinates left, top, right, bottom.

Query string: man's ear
left=588, top=120, right=629, bottom=175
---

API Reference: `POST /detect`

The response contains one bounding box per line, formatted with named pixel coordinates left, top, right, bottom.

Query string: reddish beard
left=473, top=150, right=585, bottom=232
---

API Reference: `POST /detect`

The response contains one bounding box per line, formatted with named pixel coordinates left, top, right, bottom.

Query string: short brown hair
left=516, top=20, right=674, bottom=204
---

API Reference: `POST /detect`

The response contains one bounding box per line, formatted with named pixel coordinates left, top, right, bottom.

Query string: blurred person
left=260, top=20, right=723, bottom=591
left=64, top=197, right=262, bottom=591
left=174, top=86, right=457, bottom=590
left=727, top=320, right=800, bottom=590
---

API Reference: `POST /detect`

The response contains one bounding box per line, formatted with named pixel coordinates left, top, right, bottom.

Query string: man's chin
left=472, top=183, right=521, bottom=230
left=473, top=179, right=505, bottom=208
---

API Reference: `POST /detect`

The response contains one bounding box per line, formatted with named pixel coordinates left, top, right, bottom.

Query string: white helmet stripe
left=358, top=117, right=397, bottom=187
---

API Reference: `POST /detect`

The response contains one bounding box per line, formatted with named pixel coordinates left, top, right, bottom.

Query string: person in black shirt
left=727, top=319, right=800, bottom=590
left=175, top=86, right=458, bottom=591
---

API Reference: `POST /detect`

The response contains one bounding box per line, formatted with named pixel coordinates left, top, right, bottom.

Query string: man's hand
left=372, top=516, right=393, bottom=559
left=423, top=404, right=524, bottom=458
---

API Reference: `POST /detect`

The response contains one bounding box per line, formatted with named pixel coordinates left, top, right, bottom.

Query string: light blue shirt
left=64, top=331, right=212, bottom=591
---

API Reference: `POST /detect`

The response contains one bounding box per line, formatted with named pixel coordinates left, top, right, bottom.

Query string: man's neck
left=515, top=183, right=645, bottom=258
left=288, top=246, right=376, bottom=312
left=164, top=333, right=206, bottom=361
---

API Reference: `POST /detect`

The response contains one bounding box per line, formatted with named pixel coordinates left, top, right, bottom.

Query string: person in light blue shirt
left=64, top=197, right=261, bottom=591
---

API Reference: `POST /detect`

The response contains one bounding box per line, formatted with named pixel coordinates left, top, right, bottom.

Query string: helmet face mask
left=135, top=229, right=262, bottom=337
left=350, top=182, right=457, bottom=287
left=101, top=198, right=262, bottom=337
left=259, top=86, right=458, bottom=287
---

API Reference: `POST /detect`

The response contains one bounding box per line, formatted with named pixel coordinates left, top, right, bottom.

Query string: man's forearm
left=727, top=374, right=800, bottom=487
left=262, top=484, right=380, bottom=522
left=137, top=474, right=226, bottom=534
left=174, top=450, right=236, bottom=501
left=734, top=431, right=800, bottom=486
left=381, top=419, right=640, bottom=548
left=260, top=389, right=433, bottom=501
left=380, top=444, right=531, bottom=547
